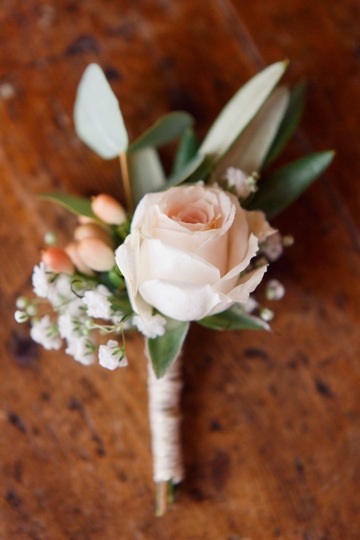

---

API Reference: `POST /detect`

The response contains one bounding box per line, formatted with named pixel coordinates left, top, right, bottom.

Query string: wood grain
left=0, top=1, right=359, bottom=539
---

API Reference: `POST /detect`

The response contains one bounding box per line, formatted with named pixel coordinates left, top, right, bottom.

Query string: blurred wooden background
left=1, top=1, right=359, bottom=539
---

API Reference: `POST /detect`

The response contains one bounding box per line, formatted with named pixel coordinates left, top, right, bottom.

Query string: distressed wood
left=0, top=1, right=359, bottom=539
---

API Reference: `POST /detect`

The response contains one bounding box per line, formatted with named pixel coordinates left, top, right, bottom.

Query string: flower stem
left=155, top=480, right=175, bottom=517
left=119, top=152, right=133, bottom=212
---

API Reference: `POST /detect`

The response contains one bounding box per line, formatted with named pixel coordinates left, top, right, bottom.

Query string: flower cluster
left=14, top=61, right=333, bottom=378
left=15, top=186, right=287, bottom=371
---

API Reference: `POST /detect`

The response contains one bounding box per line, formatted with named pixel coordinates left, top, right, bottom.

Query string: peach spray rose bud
left=91, top=194, right=126, bottom=225
left=65, top=242, right=95, bottom=276
left=77, top=237, right=115, bottom=272
left=42, top=247, right=75, bottom=275
left=74, top=223, right=113, bottom=247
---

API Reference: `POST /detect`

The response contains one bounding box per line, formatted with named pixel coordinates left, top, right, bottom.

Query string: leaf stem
left=119, top=152, right=133, bottom=212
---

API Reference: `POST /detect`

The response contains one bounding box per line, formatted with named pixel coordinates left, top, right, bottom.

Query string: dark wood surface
left=1, top=2, right=359, bottom=539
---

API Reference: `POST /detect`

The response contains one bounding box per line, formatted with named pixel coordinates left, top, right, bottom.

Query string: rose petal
left=139, top=238, right=221, bottom=285
left=140, top=279, right=222, bottom=321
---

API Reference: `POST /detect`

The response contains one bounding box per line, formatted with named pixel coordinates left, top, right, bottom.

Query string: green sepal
left=264, top=81, right=308, bottom=167
left=198, top=306, right=269, bottom=331
left=171, top=127, right=199, bottom=176
left=128, top=112, right=194, bottom=153
left=39, top=193, right=96, bottom=218
left=248, top=151, right=335, bottom=219
left=148, top=319, right=190, bottom=378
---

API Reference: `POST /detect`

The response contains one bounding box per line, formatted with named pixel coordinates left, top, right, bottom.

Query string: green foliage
left=128, top=147, right=166, bottom=205
left=264, top=81, right=307, bottom=166
left=129, top=112, right=194, bottom=153
left=248, top=151, right=335, bottom=219
left=39, top=193, right=96, bottom=218
left=198, top=306, right=269, bottom=331
left=74, top=63, right=128, bottom=159
left=171, top=128, right=199, bottom=175
left=199, top=61, right=288, bottom=162
left=148, top=319, right=189, bottom=378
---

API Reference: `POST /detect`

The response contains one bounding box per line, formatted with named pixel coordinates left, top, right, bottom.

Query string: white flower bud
left=16, top=297, right=28, bottom=309
left=14, top=310, right=29, bottom=323
left=260, top=307, right=274, bottom=322
left=266, top=279, right=285, bottom=301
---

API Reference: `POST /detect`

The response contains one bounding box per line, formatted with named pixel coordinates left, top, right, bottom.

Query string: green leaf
left=171, top=128, right=199, bottom=175
left=39, top=193, right=96, bottom=218
left=264, top=81, right=307, bottom=166
left=199, top=61, right=288, bottom=162
left=74, top=63, right=128, bottom=159
left=128, top=147, right=166, bottom=205
left=148, top=319, right=189, bottom=378
left=165, top=153, right=207, bottom=188
left=212, top=86, right=290, bottom=181
left=248, top=151, right=335, bottom=219
left=198, top=306, right=269, bottom=331
left=128, top=112, right=194, bottom=153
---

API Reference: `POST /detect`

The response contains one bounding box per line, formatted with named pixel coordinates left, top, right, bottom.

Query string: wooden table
left=1, top=2, right=359, bottom=538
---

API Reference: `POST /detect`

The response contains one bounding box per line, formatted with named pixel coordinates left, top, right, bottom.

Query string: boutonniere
left=15, top=61, right=333, bottom=515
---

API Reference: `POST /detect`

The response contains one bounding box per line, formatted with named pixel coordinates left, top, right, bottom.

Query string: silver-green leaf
left=74, top=63, right=129, bottom=159
left=199, top=61, right=288, bottom=161
left=212, top=86, right=290, bottom=181
left=148, top=319, right=190, bottom=378
left=128, top=112, right=194, bottom=153
left=128, top=147, right=166, bottom=205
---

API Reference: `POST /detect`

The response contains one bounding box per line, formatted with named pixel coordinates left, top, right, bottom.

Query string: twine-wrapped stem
left=147, top=355, right=184, bottom=516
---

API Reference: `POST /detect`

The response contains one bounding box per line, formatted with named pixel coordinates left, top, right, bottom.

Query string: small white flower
left=30, top=315, right=62, bottom=350
left=260, top=232, right=284, bottom=262
left=243, top=296, right=259, bottom=314
left=98, top=340, right=128, bottom=370
left=83, top=285, right=112, bottom=319
left=266, top=279, right=285, bottom=301
left=133, top=314, right=166, bottom=338
left=32, top=262, right=56, bottom=299
left=14, top=310, right=28, bottom=323
left=65, top=335, right=95, bottom=365
left=224, top=167, right=257, bottom=199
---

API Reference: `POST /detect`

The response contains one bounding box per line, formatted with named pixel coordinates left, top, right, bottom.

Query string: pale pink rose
left=116, top=183, right=272, bottom=322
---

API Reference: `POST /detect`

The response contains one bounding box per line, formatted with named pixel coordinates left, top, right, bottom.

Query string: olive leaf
left=39, top=193, right=96, bottom=218
left=212, top=86, right=290, bottom=181
left=199, top=61, right=288, bottom=162
left=248, top=151, right=335, bottom=218
left=264, top=80, right=307, bottom=167
left=128, top=112, right=194, bottom=153
left=198, top=306, right=270, bottom=331
left=171, top=128, right=199, bottom=175
left=147, top=319, right=190, bottom=378
left=74, top=63, right=129, bottom=159
left=128, top=147, right=167, bottom=205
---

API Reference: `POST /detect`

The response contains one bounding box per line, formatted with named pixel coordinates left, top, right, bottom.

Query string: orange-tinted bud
left=77, top=237, right=115, bottom=272
left=42, top=247, right=75, bottom=275
left=65, top=242, right=95, bottom=276
left=91, top=194, right=126, bottom=225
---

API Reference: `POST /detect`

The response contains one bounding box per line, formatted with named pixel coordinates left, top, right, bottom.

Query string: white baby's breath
left=133, top=314, right=166, bottom=339
left=30, top=315, right=62, bottom=350
left=98, top=339, right=128, bottom=370
left=65, top=335, right=96, bottom=365
left=83, top=285, right=112, bottom=319
left=32, top=262, right=55, bottom=299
